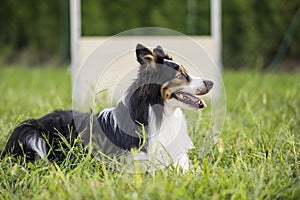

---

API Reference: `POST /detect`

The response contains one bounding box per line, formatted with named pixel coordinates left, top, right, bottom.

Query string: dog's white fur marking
left=100, top=108, right=118, bottom=131
left=163, top=59, right=182, bottom=67
left=186, top=75, right=207, bottom=94
left=130, top=105, right=193, bottom=171
left=26, top=134, right=47, bottom=159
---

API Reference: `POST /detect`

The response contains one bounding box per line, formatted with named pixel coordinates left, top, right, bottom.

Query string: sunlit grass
left=0, top=67, right=299, bottom=199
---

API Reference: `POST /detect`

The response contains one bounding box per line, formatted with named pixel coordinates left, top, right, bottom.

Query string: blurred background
left=0, top=0, right=299, bottom=70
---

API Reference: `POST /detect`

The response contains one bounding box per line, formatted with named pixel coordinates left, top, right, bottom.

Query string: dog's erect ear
left=153, top=45, right=166, bottom=57
left=136, top=43, right=155, bottom=65
left=154, top=45, right=170, bottom=63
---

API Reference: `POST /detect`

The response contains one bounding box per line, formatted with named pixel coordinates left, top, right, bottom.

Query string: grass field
left=0, top=67, right=299, bottom=199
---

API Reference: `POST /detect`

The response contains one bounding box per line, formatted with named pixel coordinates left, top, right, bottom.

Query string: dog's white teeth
left=197, top=99, right=207, bottom=108
left=202, top=100, right=207, bottom=108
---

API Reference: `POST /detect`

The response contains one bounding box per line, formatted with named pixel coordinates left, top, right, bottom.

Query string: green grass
left=0, top=67, right=299, bottom=199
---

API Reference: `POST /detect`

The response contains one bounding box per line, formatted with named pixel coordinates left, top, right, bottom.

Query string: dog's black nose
left=204, top=80, right=214, bottom=90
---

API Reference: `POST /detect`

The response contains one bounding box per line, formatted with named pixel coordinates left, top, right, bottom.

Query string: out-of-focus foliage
left=222, top=0, right=300, bottom=69
left=0, top=0, right=299, bottom=69
left=0, top=0, right=69, bottom=65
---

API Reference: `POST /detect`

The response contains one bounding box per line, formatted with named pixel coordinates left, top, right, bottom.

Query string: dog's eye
left=176, top=74, right=185, bottom=80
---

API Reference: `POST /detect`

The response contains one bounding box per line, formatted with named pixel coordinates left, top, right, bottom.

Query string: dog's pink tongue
left=183, top=93, right=199, bottom=102
left=183, top=93, right=207, bottom=108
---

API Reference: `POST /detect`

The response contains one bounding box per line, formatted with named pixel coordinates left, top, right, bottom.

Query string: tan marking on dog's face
left=161, top=82, right=172, bottom=100
left=160, top=66, right=191, bottom=101
left=172, top=67, right=189, bottom=84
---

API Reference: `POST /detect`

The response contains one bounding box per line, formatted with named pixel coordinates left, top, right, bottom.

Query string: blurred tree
left=0, top=0, right=64, bottom=65
left=222, top=0, right=300, bottom=69
left=0, top=0, right=299, bottom=69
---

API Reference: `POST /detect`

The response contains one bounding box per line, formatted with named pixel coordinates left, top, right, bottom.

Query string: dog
left=1, top=44, right=213, bottom=171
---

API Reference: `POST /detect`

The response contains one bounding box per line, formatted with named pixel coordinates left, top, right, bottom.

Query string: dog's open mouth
left=174, top=92, right=207, bottom=109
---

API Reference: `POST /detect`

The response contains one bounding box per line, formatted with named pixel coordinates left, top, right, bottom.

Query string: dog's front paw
left=175, top=153, right=192, bottom=173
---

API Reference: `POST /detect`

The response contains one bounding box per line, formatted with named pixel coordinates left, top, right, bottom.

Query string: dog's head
left=135, top=43, right=213, bottom=110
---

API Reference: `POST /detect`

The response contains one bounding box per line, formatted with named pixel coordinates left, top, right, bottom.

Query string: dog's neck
left=121, top=80, right=164, bottom=127
left=95, top=82, right=164, bottom=151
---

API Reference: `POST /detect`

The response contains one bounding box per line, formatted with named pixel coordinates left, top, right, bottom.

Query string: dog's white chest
left=147, top=107, right=193, bottom=166
left=148, top=108, right=184, bottom=150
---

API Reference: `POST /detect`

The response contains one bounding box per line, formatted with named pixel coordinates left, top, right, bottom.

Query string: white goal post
left=70, top=0, right=222, bottom=106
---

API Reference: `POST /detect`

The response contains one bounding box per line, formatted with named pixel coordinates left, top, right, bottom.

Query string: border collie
left=1, top=44, right=213, bottom=171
